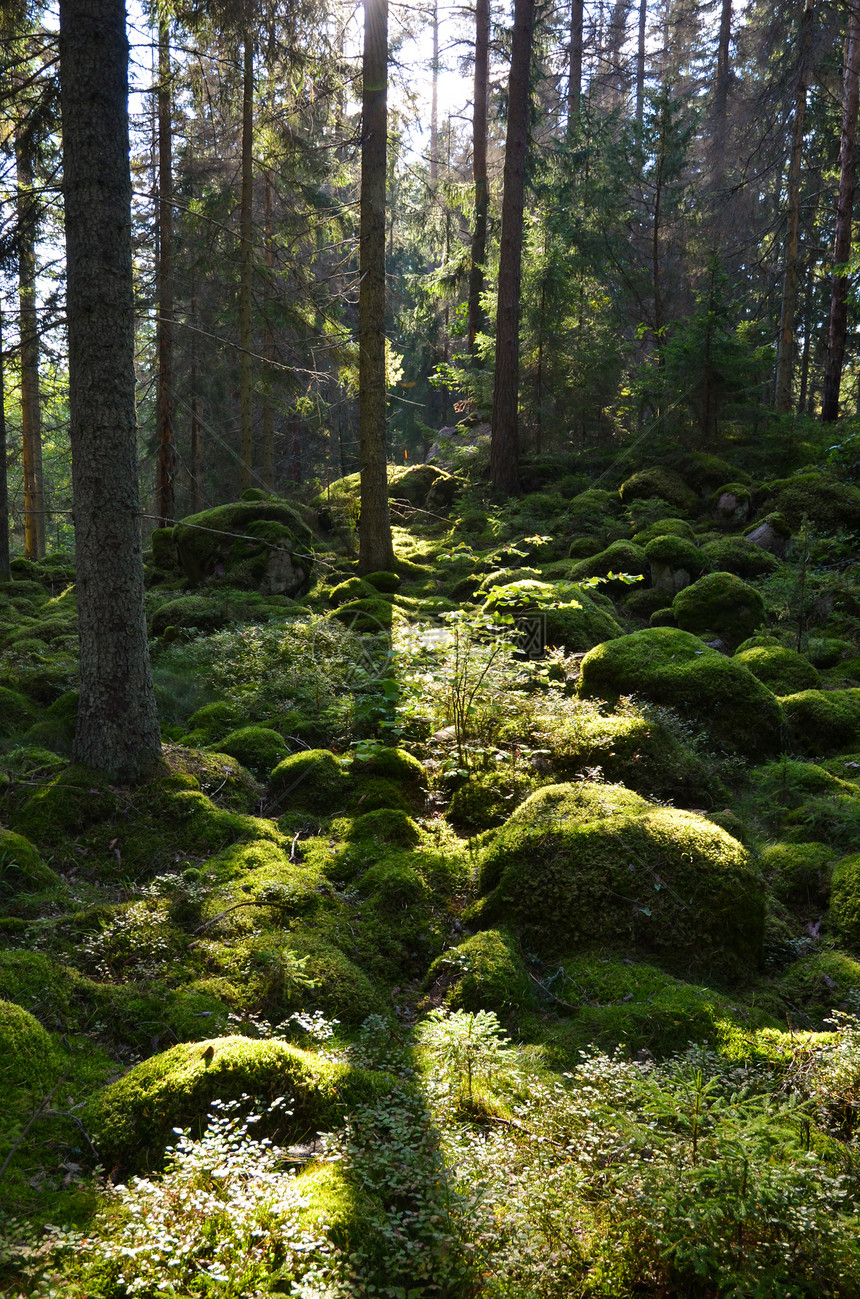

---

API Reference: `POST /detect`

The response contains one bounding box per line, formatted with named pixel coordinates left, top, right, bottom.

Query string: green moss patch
left=760, top=841, right=834, bottom=906
left=211, top=726, right=289, bottom=779
left=619, top=468, right=698, bottom=513
left=569, top=540, right=648, bottom=586
left=172, top=499, right=313, bottom=594
left=672, top=571, right=766, bottom=646
left=734, top=645, right=820, bottom=695
left=425, top=929, right=534, bottom=1013
left=268, top=749, right=351, bottom=814
left=761, top=473, right=860, bottom=532
left=0, top=999, right=62, bottom=1092
left=830, top=853, right=860, bottom=950
left=781, top=689, right=860, bottom=756
left=472, top=783, right=764, bottom=981
left=483, top=578, right=623, bottom=652
left=701, top=537, right=780, bottom=579
left=0, top=827, right=60, bottom=899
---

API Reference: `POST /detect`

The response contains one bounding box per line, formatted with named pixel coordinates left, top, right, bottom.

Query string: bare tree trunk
left=16, top=124, right=45, bottom=560
left=430, top=0, right=439, bottom=181
left=261, top=167, right=276, bottom=490
left=60, top=0, right=161, bottom=781
left=239, top=23, right=255, bottom=489
left=490, top=0, right=536, bottom=493
left=155, top=16, right=174, bottom=524
left=776, top=0, right=813, bottom=414
left=468, top=0, right=490, bottom=351
left=358, top=0, right=395, bottom=574
left=822, top=6, right=860, bottom=422
left=0, top=295, right=9, bottom=581
left=568, top=0, right=583, bottom=130
left=635, top=0, right=646, bottom=125
left=711, top=0, right=732, bottom=176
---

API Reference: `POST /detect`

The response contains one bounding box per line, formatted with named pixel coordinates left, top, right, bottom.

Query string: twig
left=0, top=1078, right=65, bottom=1183
left=528, top=971, right=581, bottom=1014
left=191, top=898, right=296, bottom=934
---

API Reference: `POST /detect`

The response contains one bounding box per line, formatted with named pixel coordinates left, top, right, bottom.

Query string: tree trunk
left=711, top=0, right=732, bottom=179
left=635, top=0, right=646, bottom=125
left=358, top=0, right=395, bottom=574
left=60, top=0, right=161, bottom=781
left=239, top=23, right=255, bottom=489
left=775, top=0, right=813, bottom=414
left=567, top=0, right=583, bottom=130
left=430, top=0, right=439, bottom=182
left=468, top=0, right=490, bottom=351
left=822, top=7, right=860, bottom=423
left=490, top=0, right=535, bottom=493
left=155, top=15, right=174, bottom=525
left=261, top=166, right=276, bottom=490
left=16, top=123, right=45, bottom=560
left=0, top=296, right=9, bottom=582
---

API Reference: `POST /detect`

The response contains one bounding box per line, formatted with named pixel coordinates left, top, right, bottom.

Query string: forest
left=6, top=0, right=860, bottom=1294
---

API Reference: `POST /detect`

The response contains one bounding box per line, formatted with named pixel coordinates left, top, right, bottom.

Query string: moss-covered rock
left=760, top=841, right=834, bottom=907
left=771, top=951, right=860, bottom=1027
left=701, top=537, right=780, bottom=580
left=618, top=468, right=698, bottom=514
left=150, top=590, right=286, bottom=638
left=0, top=686, right=39, bottom=738
left=0, top=828, right=61, bottom=899
left=345, top=808, right=422, bottom=848
left=676, top=453, right=751, bottom=496
left=781, top=689, right=860, bottom=756
left=672, top=571, right=766, bottom=646
left=363, top=570, right=402, bottom=594
left=708, top=482, right=752, bottom=525
left=330, top=597, right=394, bottom=634
left=83, top=1037, right=394, bottom=1171
left=212, top=726, right=289, bottom=779
left=760, top=473, right=860, bottom=532
left=351, top=746, right=426, bottom=804
left=644, top=535, right=711, bottom=593
left=172, top=499, right=313, bottom=594
left=830, top=853, right=860, bottom=950
left=569, top=540, right=648, bottom=585
left=425, top=929, right=534, bottom=1013
left=182, top=700, right=241, bottom=744
left=328, top=576, right=375, bottom=607
left=0, top=999, right=62, bottom=1093
left=631, top=518, right=696, bottom=546
left=471, top=783, right=764, bottom=980
left=446, top=772, right=537, bottom=834
left=289, top=937, right=383, bottom=1025
left=579, top=627, right=783, bottom=759
left=150, top=526, right=181, bottom=571
left=268, top=749, right=350, bottom=814
left=734, top=645, right=820, bottom=695
left=483, top=579, right=623, bottom=653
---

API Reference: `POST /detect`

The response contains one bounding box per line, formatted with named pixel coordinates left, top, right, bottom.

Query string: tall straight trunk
left=261, top=167, right=275, bottom=490
left=189, top=250, right=204, bottom=512
left=16, top=125, right=45, bottom=560
left=467, top=0, right=490, bottom=351
left=490, top=0, right=536, bottom=493
left=430, top=0, right=439, bottom=181
left=776, top=0, right=813, bottom=414
left=238, top=24, right=254, bottom=489
left=0, top=296, right=9, bottom=582
left=567, top=0, right=583, bottom=130
left=822, top=7, right=860, bottom=422
left=711, top=0, right=732, bottom=175
left=358, top=0, right=395, bottom=574
left=155, top=16, right=174, bottom=524
left=635, top=0, right=646, bottom=125
left=60, top=0, right=161, bottom=781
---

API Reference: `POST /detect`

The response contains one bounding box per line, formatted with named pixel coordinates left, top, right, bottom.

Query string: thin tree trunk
left=60, top=0, right=161, bottom=781
left=468, top=0, right=490, bottom=351
left=261, top=167, right=275, bottom=490
left=239, top=23, right=255, bottom=489
left=490, top=0, right=536, bottom=493
left=0, top=296, right=9, bottom=582
left=568, top=0, right=583, bottom=130
left=776, top=0, right=813, bottom=414
left=430, top=0, right=439, bottom=181
left=822, top=7, right=860, bottom=422
left=16, top=124, right=45, bottom=560
left=711, top=0, right=731, bottom=180
left=635, top=0, right=646, bottom=125
left=155, top=16, right=174, bottom=524
left=358, top=0, right=395, bottom=574
left=799, top=263, right=814, bottom=412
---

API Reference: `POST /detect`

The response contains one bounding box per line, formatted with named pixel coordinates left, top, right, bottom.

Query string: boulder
left=172, top=499, right=313, bottom=594
left=672, top=571, right=766, bottom=646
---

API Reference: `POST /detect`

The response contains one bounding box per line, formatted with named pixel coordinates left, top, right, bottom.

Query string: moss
left=0, top=828, right=60, bottom=899
left=569, top=540, right=648, bottom=584
left=163, top=745, right=261, bottom=813
left=579, top=627, right=783, bottom=760
left=12, top=765, right=120, bottom=848
left=426, top=929, right=534, bottom=1013
left=329, top=576, right=375, bottom=606
left=734, top=645, right=820, bottom=695
left=289, top=937, right=383, bottom=1024
left=268, top=749, right=350, bottom=814
left=781, top=689, right=860, bottom=756
left=150, top=526, right=180, bottom=571
left=330, top=598, right=394, bottom=634
left=472, top=783, right=764, bottom=981
left=172, top=499, right=313, bottom=593
left=708, top=482, right=753, bottom=525
left=351, top=746, right=426, bottom=808
left=622, top=587, right=674, bottom=621
left=22, top=689, right=79, bottom=756
left=676, top=453, right=751, bottom=495
left=212, top=726, right=289, bottom=779
left=183, top=700, right=241, bottom=744
left=771, top=952, right=860, bottom=1028
left=364, top=570, right=402, bottom=593
left=347, top=776, right=411, bottom=814
left=672, top=571, right=766, bottom=646
left=806, top=637, right=854, bottom=669
left=150, top=591, right=283, bottom=638
left=479, top=566, right=543, bottom=592
left=760, top=840, right=834, bottom=907
left=0, top=686, right=38, bottom=738
left=830, top=853, right=860, bottom=949
left=631, top=518, right=696, bottom=546
left=83, top=1036, right=395, bottom=1172
left=0, top=999, right=62, bottom=1092
left=482, top=579, right=623, bottom=652
left=644, top=534, right=711, bottom=573
left=761, top=472, right=860, bottom=532
left=701, top=537, right=780, bottom=579
left=566, top=487, right=622, bottom=531
left=345, top=808, right=422, bottom=848
left=618, top=468, right=698, bottom=513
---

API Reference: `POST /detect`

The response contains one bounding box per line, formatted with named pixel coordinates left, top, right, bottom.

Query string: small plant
left=418, top=1008, right=516, bottom=1107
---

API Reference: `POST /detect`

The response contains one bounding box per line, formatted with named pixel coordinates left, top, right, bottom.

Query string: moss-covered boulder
left=471, top=783, right=764, bottom=981
left=618, top=468, right=698, bottom=514
left=344, top=808, right=422, bottom=848
left=364, top=570, right=401, bottom=593
left=425, top=929, right=534, bottom=1013
left=268, top=749, right=350, bottom=814
left=676, top=453, right=751, bottom=496
left=328, top=576, right=375, bottom=607
left=0, top=1000, right=62, bottom=1093
left=212, top=726, right=289, bottom=779
left=631, top=518, right=696, bottom=546
left=672, top=571, right=766, bottom=646
left=579, top=627, right=783, bottom=759
left=83, top=1036, right=395, bottom=1171
left=830, top=854, right=860, bottom=950
left=781, top=689, right=860, bottom=756
left=734, top=645, right=820, bottom=695
left=773, top=951, right=860, bottom=1027
left=447, top=772, right=537, bottom=833
left=760, top=473, right=860, bottom=532
left=483, top=579, right=623, bottom=653
left=0, top=686, right=39, bottom=738
left=0, top=828, right=61, bottom=899
left=182, top=700, right=241, bottom=744
left=644, top=535, right=711, bottom=593
left=330, top=597, right=394, bottom=634
left=708, top=482, right=752, bottom=526
left=701, top=537, right=780, bottom=580
left=172, top=499, right=313, bottom=594
left=760, top=841, right=834, bottom=907
left=569, top=540, right=648, bottom=585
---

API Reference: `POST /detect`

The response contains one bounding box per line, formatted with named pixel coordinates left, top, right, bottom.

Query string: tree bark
left=239, top=22, right=255, bottom=490
left=261, top=166, right=276, bottom=490
left=635, top=0, right=646, bottom=125
left=16, top=122, right=45, bottom=560
left=358, top=0, right=395, bottom=574
left=711, top=0, right=732, bottom=178
left=468, top=0, right=490, bottom=351
left=567, top=0, right=583, bottom=130
left=155, top=15, right=174, bottom=525
left=822, top=6, right=860, bottom=423
left=775, top=0, right=813, bottom=414
left=490, top=0, right=535, bottom=493
left=60, top=0, right=162, bottom=781
left=430, top=0, right=439, bottom=182
left=0, top=296, right=9, bottom=583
